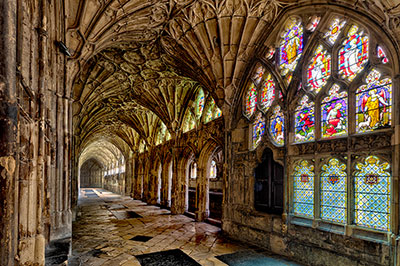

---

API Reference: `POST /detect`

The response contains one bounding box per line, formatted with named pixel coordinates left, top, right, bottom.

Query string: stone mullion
left=62, top=97, right=71, bottom=233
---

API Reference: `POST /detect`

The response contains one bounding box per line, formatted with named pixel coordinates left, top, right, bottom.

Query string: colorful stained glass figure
left=338, top=25, right=369, bottom=81
left=266, top=47, right=275, bottom=60
left=245, top=83, right=257, bottom=118
left=377, top=46, right=389, bottom=64
left=307, top=16, right=320, bottom=32
left=210, top=160, right=217, bottom=179
left=279, top=18, right=303, bottom=81
left=260, top=73, right=276, bottom=112
left=253, top=112, right=266, bottom=149
left=324, top=18, right=346, bottom=45
left=196, top=88, right=205, bottom=118
left=307, top=45, right=331, bottom=93
left=253, top=65, right=265, bottom=85
left=214, top=106, right=222, bottom=119
left=293, top=160, right=314, bottom=217
left=354, top=156, right=390, bottom=231
left=356, top=69, right=392, bottom=132
left=269, top=105, right=285, bottom=146
left=321, top=84, right=348, bottom=138
left=294, top=95, right=315, bottom=143
left=320, top=158, right=347, bottom=223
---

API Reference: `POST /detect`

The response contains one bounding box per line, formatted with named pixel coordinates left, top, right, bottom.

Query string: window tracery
left=243, top=11, right=395, bottom=235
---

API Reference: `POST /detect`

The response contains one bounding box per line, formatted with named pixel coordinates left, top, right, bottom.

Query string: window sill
left=289, top=215, right=391, bottom=244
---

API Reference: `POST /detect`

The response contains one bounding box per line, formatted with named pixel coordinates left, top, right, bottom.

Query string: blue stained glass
left=294, top=95, right=315, bottom=143
left=253, top=112, right=266, bottom=149
left=320, top=158, right=347, bottom=223
left=354, top=156, right=390, bottom=231
left=293, top=160, right=314, bottom=217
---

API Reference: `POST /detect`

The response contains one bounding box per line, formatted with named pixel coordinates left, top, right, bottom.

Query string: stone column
left=0, top=1, right=17, bottom=265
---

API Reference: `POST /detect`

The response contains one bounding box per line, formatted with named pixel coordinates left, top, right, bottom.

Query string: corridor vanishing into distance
left=70, top=189, right=300, bottom=266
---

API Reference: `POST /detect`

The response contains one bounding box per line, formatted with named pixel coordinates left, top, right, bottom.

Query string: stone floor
left=70, top=188, right=301, bottom=266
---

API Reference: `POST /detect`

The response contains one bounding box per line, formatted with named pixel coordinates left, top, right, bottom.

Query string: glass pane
left=321, top=84, right=347, bottom=138
left=245, top=83, right=257, bottom=118
left=356, top=69, right=392, bottom=133
left=279, top=17, right=303, bottom=84
left=253, top=65, right=265, bottom=85
left=210, top=160, right=217, bottom=179
left=320, top=158, right=347, bottom=223
left=307, top=45, right=331, bottom=94
left=338, top=25, right=369, bottom=81
left=307, top=16, right=320, bottom=32
left=196, top=88, right=205, bottom=118
left=260, top=73, right=276, bottom=112
left=293, top=160, right=314, bottom=217
left=324, top=18, right=346, bottom=45
left=294, top=95, right=315, bottom=143
left=377, top=46, right=389, bottom=64
left=253, top=112, right=266, bottom=149
left=269, top=105, right=285, bottom=146
left=354, top=156, right=390, bottom=231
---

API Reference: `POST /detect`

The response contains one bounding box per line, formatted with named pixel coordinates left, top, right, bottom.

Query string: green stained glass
left=293, top=160, right=314, bottom=217
left=354, top=156, right=390, bottom=231
left=320, top=158, right=347, bottom=223
left=294, top=95, right=315, bottom=143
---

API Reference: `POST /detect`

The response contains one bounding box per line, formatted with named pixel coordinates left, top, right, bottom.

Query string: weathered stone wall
left=0, top=0, right=70, bottom=265
left=80, top=159, right=103, bottom=188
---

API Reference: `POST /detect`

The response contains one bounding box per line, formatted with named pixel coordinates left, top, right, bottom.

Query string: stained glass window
left=269, top=105, right=285, bottom=146
left=321, top=84, right=347, bottom=138
left=189, top=162, right=197, bottom=179
left=196, top=88, right=205, bottom=118
left=354, top=156, right=390, bottom=231
left=307, top=16, right=320, bottom=32
left=260, top=73, right=275, bottom=112
left=279, top=17, right=303, bottom=83
left=266, top=47, right=275, bottom=60
left=253, top=112, right=266, bottom=149
left=204, top=99, right=214, bottom=124
left=214, top=106, right=222, bottom=119
left=293, top=160, right=314, bottom=217
left=320, top=158, right=347, bottom=223
left=324, top=18, right=346, bottom=45
left=307, top=45, right=331, bottom=93
left=377, top=46, right=389, bottom=64
left=245, top=83, right=257, bottom=118
left=338, top=25, right=369, bottom=81
left=294, top=95, right=315, bottom=143
left=356, top=69, right=392, bottom=132
left=253, top=65, right=265, bottom=85
left=210, top=160, right=217, bottom=179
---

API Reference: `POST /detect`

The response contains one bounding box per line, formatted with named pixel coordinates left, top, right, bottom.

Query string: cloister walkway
left=69, top=189, right=301, bottom=266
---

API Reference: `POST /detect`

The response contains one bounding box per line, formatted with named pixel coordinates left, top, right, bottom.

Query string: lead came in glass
left=321, top=84, right=348, bottom=138
left=253, top=112, right=266, bottom=149
left=293, top=160, right=314, bottom=217
left=245, top=83, right=257, bottom=118
left=294, top=95, right=315, bottom=143
left=354, top=156, right=390, bottom=231
left=307, top=45, right=331, bottom=94
left=269, top=105, right=285, bottom=146
left=320, top=158, right=347, bottom=223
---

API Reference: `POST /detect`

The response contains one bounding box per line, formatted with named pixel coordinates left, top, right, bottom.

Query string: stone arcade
left=1, top=0, right=400, bottom=265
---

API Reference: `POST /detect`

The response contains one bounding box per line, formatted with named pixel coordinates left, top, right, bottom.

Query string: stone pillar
left=0, top=1, right=17, bottom=265
left=171, top=147, right=186, bottom=214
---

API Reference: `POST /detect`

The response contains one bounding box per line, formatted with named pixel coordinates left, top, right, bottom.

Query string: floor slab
left=70, top=188, right=302, bottom=266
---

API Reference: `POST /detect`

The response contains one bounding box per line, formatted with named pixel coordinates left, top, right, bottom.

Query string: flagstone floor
left=70, top=188, right=301, bottom=266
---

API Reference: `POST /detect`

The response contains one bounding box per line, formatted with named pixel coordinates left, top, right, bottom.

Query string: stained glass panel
left=245, top=83, right=257, bottom=118
left=354, top=156, right=390, bottom=231
left=321, top=84, right=347, bottom=138
left=260, top=73, right=276, bottom=112
left=294, top=95, right=315, bottom=143
left=320, top=158, right=347, bottom=223
left=266, top=47, right=275, bottom=60
left=279, top=18, right=303, bottom=83
left=356, top=69, right=392, bottom=133
left=210, top=160, right=217, bottom=179
left=377, top=46, right=389, bottom=64
left=269, top=105, right=285, bottom=146
left=324, top=18, right=346, bottom=45
left=253, top=112, right=266, bottom=149
left=307, top=45, right=331, bottom=93
left=214, top=106, right=222, bottom=119
left=253, top=65, right=265, bottom=85
left=338, top=25, right=369, bottom=81
left=293, top=160, right=314, bottom=217
left=307, top=16, right=320, bottom=32
left=204, top=98, right=215, bottom=123
left=196, top=88, right=205, bottom=118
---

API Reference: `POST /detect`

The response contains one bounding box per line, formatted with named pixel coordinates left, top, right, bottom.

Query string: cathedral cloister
left=1, top=0, right=400, bottom=265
